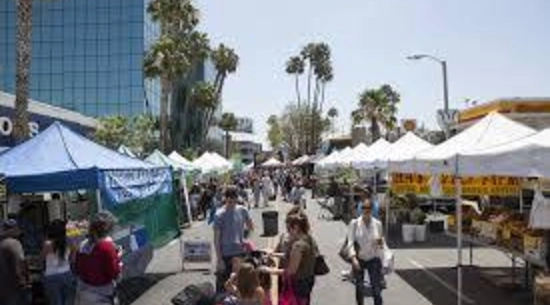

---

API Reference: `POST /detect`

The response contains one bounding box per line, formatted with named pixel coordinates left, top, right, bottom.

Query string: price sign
left=183, top=240, right=212, bottom=263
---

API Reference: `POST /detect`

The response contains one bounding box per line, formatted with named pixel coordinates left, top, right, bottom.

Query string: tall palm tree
left=145, top=0, right=210, bottom=152
left=211, top=44, right=239, bottom=100
left=13, top=0, right=33, bottom=143
left=206, top=44, right=239, bottom=143
left=144, top=36, right=192, bottom=152
left=352, top=85, right=400, bottom=142
left=285, top=56, right=305, bottom=105
left=219, top=112, right=238, bottom=158
left=189, top=81, right=218, bottom=145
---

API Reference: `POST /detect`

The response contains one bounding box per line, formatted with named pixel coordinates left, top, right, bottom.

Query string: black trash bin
left=262, top=211, right=279, bottom=237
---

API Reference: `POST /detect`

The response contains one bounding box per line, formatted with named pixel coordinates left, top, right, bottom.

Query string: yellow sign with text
left=390, top=173, right=521, bottom=196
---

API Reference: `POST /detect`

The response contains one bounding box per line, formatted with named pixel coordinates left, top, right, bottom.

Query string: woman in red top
left=74, top=211, right=122, bottom=305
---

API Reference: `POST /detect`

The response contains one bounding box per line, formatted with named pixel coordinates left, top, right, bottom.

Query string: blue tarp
left=0, top=122, right=167, bottom=194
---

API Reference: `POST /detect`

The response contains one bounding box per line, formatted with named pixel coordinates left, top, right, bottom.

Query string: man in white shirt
left=347, top=199, right=384, bottom=305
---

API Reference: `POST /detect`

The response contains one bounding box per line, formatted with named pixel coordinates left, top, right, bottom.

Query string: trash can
left=262, top=211, right=279, bottom=237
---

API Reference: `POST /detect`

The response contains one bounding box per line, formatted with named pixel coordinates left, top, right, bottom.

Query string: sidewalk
left=126, top=194, right=532, bottom=305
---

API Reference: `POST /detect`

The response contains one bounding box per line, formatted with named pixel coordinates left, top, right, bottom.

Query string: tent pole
left=182, top=172, right=192, bottom=226
left=96, top=189, right=103, bottom=212
left=385, top=172, right=390, bottom=239
left=519, top=187, right=523, bottom=213
left=455, top=156, right=463, bottom=305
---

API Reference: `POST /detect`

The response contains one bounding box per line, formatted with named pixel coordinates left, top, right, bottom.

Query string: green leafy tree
left=128, top=114, right=158, bottom=156
left=352, top=84, right=400, bottom=142
left=219, top=112, right=238, bottom=158
left=13, top=0, right=33, bottom=143
left=95, top=116, right=130, bottom=149
left=266, top=115, right=283, bottom=150
left=145, top=0, right=210, bottom=152
left=279, top=103, right=330, bottom=157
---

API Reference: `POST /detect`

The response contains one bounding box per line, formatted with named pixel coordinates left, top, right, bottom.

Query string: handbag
left=314, top=255, right=330, bottom=276
left=338, top=219, right=359, bottom=263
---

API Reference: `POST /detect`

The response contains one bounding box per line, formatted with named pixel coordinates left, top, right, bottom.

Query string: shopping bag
left=381, top=242, right=395, bottom=275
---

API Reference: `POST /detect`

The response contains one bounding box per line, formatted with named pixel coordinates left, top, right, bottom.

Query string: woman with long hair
left=223, top=262, right=266, bottom=305
left=263, top=212, right=317, bottom=305
left=42, top=219, right=75, bottom=305
left=74, top=211, right=122, bottom=305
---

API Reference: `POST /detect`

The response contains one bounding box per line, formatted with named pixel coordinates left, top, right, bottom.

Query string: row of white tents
left=316, top=111, right=550, bottom=305
left=314, top=130, right=434, bottom=171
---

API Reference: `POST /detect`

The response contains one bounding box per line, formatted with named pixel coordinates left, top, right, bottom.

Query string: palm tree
left=144, top=36, right=192, bottom=152
left=145, top=0, right=210, bottom=152
left=352, top=85, right=400, bottom=142
left=285, top=56, right=305, bottom=105
left=205, top=44, right=239, bottom=144
left=13, top=0, right=33, bottom=143
left=219, top=112, right=238, bottom=158
left=327, top=107, right=338, bottom=135
left=212, top=44, right=239, bottom=99
left=189, top=81, right=218, bottom=145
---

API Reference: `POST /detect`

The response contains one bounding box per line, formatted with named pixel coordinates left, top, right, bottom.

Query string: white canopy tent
left=192, top=152, right=232, bottom=174
left=145, top=149, right=182, bottom=169
left=375, top=132, right=434, bottom=169
left=456, top=128, right=550, bottom=177
left=387, top=113, right=536, bottom=305
left=323, top=147, right=352, bottom=170
left=262, top=157, right=283, bottom=167
left=292, top=155, right=310, bottom=166
left=117, top=145, right=137, bottom=158
left=391, top=112, right=536, bottom=175
left=351, top=138, right=391, bottom=169
left=315, top=148, right=343, bottom=170
left=168, top=151, right=197, bottom=171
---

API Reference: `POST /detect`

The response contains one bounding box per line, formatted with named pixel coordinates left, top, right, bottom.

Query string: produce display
left=448, top=207, right=546, bottom=263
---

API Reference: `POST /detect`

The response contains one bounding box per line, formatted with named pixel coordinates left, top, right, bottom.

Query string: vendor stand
left=0, top=122, right=180, bottom=294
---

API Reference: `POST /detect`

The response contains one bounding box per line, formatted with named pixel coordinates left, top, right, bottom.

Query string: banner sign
left=183, top=240, right=212, bottom=263
left=99, top=168, right=173, bottom=206
left=390, top=173, right=521, bottom=196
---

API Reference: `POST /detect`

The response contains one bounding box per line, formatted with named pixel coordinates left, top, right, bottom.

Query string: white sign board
left=436, top=109, right=459, bottom=131
left=183, top=240, right=212, bottom=263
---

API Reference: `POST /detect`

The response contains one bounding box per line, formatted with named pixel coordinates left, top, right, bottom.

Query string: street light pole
left=407, top=54, right=450, bottom=138
left=442, top=60, right=449, bottom=115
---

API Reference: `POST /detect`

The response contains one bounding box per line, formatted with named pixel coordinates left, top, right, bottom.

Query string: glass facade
left=0, top=0, right=160, bottom=117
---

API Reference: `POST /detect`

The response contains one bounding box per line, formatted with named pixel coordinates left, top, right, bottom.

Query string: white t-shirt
left=347, top=216, right=383, bottom=261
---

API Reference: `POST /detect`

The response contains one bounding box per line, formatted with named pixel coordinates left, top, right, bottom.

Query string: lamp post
left=408, top=54, right=462, bottom=305
left=407, top=54, right=450, bottom=137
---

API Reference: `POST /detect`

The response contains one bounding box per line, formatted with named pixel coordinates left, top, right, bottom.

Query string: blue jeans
left=44, top=272, right=76, bottom=305
left=354, top=257, right=383, bottom=305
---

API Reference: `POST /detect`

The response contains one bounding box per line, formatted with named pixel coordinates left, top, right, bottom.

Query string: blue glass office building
left=0, top=0, right=160, bottom=117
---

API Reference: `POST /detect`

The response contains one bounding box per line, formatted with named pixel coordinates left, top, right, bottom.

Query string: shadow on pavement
left=118, top=272, right=176, bottom=305
left=395, top=266, right=532, bottom=305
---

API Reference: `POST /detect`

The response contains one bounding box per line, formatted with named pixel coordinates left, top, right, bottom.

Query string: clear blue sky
left=197, top=0, right=550, bottom=145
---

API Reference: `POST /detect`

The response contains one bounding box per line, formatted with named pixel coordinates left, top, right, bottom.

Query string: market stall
left=388, top=112, right=539, bottom=305
left=0, top=122, right=179, bottom=279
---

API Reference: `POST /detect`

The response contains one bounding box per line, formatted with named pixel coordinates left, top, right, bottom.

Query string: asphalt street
left=127, top=194, right=533, bottom=305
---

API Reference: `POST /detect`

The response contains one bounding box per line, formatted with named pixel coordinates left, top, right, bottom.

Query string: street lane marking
left=408, top=259, right=475, bottom=304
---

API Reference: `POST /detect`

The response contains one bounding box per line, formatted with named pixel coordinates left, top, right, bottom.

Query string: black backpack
left=171, top=282, right=216, bottom=305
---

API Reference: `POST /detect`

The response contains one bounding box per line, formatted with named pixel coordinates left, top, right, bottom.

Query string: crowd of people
left=0, top=165, right=390, bottom=305
left=0, top=211, right=122, bottom=305
left=207, top=167, right=389, bottom=305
